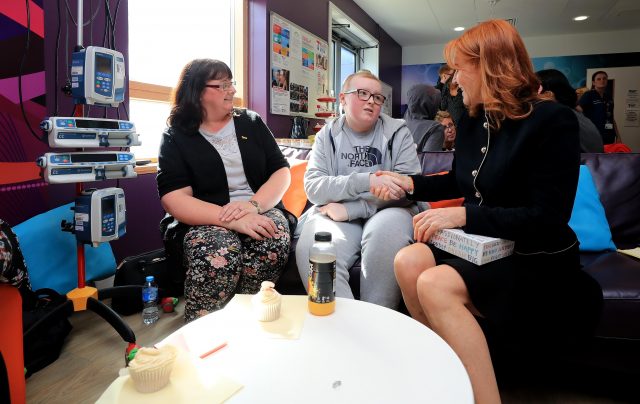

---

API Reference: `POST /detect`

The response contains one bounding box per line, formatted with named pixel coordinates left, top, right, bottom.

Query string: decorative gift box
left=429, top=229, right=514, bottom=265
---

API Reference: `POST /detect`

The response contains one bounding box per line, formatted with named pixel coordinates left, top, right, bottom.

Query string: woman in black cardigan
left=157, top=59, right=292, bottom=322
left=373, top=21, right=602, bottom=403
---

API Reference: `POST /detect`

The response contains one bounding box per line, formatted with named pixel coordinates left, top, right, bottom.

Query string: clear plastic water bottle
left=142, top=275, right=159, bottom=324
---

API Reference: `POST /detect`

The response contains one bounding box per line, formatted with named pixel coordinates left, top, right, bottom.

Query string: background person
left=435, top=64, right=454, bottom=92
left=578, top=70, right=618, bottom=145
left=403, top=84, right=445, bottom=152
left=434, top=110, right=456, bottom=150
left=439, top=71, right=465, bottom=126
left=295, top=70, right=423, bottom=309
left=536, top=69, right=603, bottom=152
left=374, top=21, right=602, bottom=403
left=157, top=59, right=292, bottom=322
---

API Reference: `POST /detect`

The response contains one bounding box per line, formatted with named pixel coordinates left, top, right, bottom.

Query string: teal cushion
left=14, top=203, right=117, bottom=293
left=569, top=165, right=616, bottom=252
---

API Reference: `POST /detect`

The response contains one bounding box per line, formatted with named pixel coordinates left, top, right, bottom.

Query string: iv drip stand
left=25, top=0, right=138, bottom=351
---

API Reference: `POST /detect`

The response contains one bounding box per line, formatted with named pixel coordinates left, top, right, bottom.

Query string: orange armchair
left=0, top=285, right=25, bottom=404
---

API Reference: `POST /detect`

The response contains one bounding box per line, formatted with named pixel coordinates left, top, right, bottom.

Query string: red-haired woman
left=374, top=20, right=602, bottom=403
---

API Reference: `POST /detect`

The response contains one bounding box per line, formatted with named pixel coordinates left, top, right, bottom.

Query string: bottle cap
left=145, top=275, right=154, bottom=282
left=314, top=231, right=332, bottom=242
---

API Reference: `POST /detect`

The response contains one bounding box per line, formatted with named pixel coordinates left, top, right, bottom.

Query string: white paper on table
left=96, top=348, right=243, bottom=404
left=222, top=294, right=307, bottom=339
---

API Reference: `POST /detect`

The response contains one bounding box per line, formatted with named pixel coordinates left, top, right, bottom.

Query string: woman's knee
left=416, top=266, right=468, bottom=311
left=185, top=225, right=238, bottom=249
left=394, top=244, right=434, bottom=278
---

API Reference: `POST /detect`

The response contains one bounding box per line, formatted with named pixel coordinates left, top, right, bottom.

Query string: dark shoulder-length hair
left=536, top=69, right=577, bottom=108
left=443, top=19, right=552, bottom=131
left=168, top=59, right=233, bottom=134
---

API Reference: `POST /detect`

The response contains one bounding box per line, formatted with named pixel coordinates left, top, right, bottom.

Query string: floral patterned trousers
left=182, top=209, right=290, bottom=322
left=1, top=219, right=32, bottom=295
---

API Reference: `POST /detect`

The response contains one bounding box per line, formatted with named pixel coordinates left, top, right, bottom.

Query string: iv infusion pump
left=37, top=151, right=137, bottom=184
left=73, top=188, right=126, bottom=246
left=71, top=46, right=125, bottom=107
left=41, top=116, right=140, bottom=148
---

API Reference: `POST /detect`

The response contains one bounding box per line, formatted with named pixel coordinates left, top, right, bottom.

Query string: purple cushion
left=418, top=151, right=454, bottom=175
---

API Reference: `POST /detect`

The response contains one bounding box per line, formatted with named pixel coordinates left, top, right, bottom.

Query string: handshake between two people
left=370, top=171, right=467, bottom=242
left=318, top=171, right=467, bottom=242
left=369, top=171, right=412, bottom=201
left=318, top=171, right=411, bottom=222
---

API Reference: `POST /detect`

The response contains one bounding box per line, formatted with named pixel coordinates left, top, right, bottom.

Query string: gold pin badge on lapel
left=241, top=136, right=248, bottom=140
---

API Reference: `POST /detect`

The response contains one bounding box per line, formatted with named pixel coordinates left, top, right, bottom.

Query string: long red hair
left=444, top=20, right=550, bottom=130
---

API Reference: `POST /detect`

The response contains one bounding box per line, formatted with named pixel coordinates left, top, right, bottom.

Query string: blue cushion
left=569, top=165, right=616, bottom=252
left=13, top=203, right=117, bottom=293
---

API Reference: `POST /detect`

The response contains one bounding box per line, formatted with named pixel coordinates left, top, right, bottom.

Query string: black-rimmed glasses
left=205, top=81, right=236, bottom=91
left=343, top=89, right=386, bottom=105
left=443, top=123, right=455, bottom=130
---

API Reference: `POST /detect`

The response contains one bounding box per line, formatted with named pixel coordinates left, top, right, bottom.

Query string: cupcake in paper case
left=127, top=345, right=178, bottom=393
left=252, top=281, right=282, bottom=321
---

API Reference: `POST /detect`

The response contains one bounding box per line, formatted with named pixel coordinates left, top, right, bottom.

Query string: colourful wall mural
left=0, top=0, right=50, bottom=225
left=401, top=52, right=640, bottom=109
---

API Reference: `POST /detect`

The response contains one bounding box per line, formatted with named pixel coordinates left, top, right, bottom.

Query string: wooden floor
left=26, top=300, right=186, bottom=404
left=26, top=300, right=634, bottom=404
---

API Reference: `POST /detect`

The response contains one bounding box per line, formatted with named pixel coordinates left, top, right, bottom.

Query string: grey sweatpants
left=295, top=205, right=418, bottom=309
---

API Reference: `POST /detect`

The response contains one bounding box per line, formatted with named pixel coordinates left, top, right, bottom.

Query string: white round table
left=159, top=296, right=473, bottom=404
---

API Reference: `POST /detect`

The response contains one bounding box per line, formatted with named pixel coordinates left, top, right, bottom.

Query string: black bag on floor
left=22, top=288, right=73, bottom=378
left=111, top=249, right=175, bottom=315
left=2, top=219, right=72, bottom=377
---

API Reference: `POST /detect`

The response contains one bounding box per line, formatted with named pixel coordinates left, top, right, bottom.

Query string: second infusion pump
left=74, top=188, right=126, bottom=246
left=71, top=46, right=125, bottom=107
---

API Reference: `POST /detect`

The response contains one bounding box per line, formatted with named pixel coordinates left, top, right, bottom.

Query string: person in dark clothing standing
left=578, top=70, right=618, bottom=145
left=536, top=69, right=603, bottom=152
left=439, top=73, right=465, bottom=126
left=157, top=59, right=292, bottom=322
left=435, top=64, right=453, bottom=92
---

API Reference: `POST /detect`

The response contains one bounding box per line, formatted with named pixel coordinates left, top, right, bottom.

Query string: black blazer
left=410, top=101, right=581, bottom=255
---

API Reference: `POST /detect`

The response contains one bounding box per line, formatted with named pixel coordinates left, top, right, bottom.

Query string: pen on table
left=200, top=342, right=228, bottom=359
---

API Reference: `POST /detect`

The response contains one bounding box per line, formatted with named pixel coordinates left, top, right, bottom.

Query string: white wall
left=586, top=67, right=640, bottom=152
left=403, top=28, right=640, bottom=65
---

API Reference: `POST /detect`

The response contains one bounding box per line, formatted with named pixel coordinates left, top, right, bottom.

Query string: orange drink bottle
left=308, top=232, right=336, bottom=315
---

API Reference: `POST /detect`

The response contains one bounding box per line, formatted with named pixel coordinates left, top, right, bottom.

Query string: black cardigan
left=157, top=110, right=293, bottom=283
left=409, top=101, right=581, bottom=255
left=157, top=109, right=289, bottom=205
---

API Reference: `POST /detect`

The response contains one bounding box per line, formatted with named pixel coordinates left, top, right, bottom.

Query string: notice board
left=270, top=12, right=330, bottom=117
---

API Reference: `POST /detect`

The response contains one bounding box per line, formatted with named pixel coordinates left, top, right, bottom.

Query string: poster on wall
left=624, top=89, right=639, bottom=127
left=380, top=81, right=393, bottom=116
left=270, top=12, right=329, bottom=118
